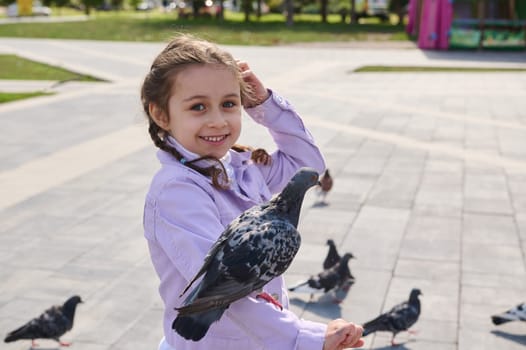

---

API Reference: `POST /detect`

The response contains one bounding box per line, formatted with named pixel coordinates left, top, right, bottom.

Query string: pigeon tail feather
left=172, top=308, right=225, bottom=341
left=287, top=280, right=325, bottom=294
left=491, top=315, right=512, bottom=325
left=287, top=280, right=309, bottom=292
left=362, top=314, right=388, bottom=337
left=4, top=324, right=31, bottom=342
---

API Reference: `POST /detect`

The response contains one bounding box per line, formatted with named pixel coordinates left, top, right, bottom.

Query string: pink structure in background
left=408, top=0, right=453, bottom=50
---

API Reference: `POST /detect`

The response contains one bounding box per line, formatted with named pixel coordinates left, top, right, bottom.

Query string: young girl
left=141, top=34, right=364, bottom=350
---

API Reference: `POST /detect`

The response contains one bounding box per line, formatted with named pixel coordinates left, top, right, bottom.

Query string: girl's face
left=166, top=64, right=242, bottom=159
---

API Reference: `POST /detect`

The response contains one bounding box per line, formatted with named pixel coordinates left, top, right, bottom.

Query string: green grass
left=354, top=65, right=526, bottom=72
left=0, top=91, right=54, bottom=104
left=0, top=10, right=410, bottom=45
left=0, top=54, right=102, bottom=104
left=0, top=54, right=103, bottom=81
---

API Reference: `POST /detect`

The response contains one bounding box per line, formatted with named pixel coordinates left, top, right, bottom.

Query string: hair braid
left=141, top=34, right=268, bottom=190
left=148, top=120, right=230, bottom=189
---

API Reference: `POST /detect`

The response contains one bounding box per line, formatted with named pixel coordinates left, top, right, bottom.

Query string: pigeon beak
left=317, top=181, right=322, bottom=186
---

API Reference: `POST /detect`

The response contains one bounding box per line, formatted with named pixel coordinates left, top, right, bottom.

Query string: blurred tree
left=81, top=0, right=104, bottom=14
left=389, top=0, right=408, bottom=25
left=192, top=0, right=205, bottom=17
left=349, top=0, right=356, bottom=24
left=241, top=0, right=251, bottom=21
left=129, top=0, right=141, bottom=11
left=267, top=0, right=283, bottom=13
left=110, top=0, right=123, bottom=9
left=217, top=0, right=224, bottom=20
left=285, top=0, right=294, bottom=25
left=255, top=0, right=263, bottom=18
left=320, top=0, right=328, bottom=22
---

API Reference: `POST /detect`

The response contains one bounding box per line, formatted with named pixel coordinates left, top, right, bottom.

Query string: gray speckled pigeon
left=4, top=295, right=83, bottom=348
left=491, top=302, right=526, bottom=325
left=362, top=288, right=422, bottom=346
left=172, top=167, right=320, bottom=341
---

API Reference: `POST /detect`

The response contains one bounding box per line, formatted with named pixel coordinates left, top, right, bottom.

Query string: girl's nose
left=207, top=111, right=228, bottom=128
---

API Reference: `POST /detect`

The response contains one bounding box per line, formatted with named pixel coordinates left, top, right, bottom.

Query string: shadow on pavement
left=370, top=338, right=417, bottom=349
left=289, top=297, right=342, bottom=319
left=491, top=330, right=526, bottom=346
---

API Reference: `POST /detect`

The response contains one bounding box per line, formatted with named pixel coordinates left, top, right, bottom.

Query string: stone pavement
left=0, top=38, right=525, bottom=350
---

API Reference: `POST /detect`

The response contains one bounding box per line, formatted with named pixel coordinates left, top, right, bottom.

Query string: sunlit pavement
left=1, top=38, right=525, bottom=350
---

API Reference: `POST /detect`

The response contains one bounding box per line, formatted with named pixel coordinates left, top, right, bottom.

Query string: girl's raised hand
left=237, top=60, right=269, bottom=108
left=323, top=319, right=364, bottom=350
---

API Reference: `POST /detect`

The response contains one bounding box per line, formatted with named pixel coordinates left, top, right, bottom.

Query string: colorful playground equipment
left=407, top=0, right=526, bottom=50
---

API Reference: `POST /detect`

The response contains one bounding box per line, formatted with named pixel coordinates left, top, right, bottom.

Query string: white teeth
left=203, top=135, right=226, bottom=142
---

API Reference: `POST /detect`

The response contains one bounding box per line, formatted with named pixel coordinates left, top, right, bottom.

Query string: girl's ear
left=149, top=103, right=170, bottom=130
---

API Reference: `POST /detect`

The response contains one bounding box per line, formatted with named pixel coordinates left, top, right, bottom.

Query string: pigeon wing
left=177, top=217, right=299, bottom=315
left=362, top=311, right=393, bottom=336
left=382, top=298, right=421, bottom=334
left=178, top=207, right=264, bottom=297
left=323, top=241, right=340, bottom=270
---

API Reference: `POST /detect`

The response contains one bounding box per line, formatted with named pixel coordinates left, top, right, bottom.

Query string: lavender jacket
left=143, top=91, right=327, bottom=350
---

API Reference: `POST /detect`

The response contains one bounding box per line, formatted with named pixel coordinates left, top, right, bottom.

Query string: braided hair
left=141, top=34, right=263, bottom=189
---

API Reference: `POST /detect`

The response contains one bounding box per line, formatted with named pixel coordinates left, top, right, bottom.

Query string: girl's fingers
left=237, top=60, right=249, bottom=72
left=341, top=324, right=363, bottom=348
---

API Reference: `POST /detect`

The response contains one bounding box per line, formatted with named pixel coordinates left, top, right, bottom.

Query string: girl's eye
left=191, top=103, right=205, bottom=111
left=223, top=101, right=236, bottom=108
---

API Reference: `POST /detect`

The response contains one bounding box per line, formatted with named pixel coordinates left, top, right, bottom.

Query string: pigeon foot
left=256, top=292, right=283, bottom=310
left=390, top=337, right=400, bottom=347
left=59, top=340, right=72, bottom=347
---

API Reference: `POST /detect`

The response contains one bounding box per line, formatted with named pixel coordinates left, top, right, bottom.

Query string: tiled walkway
left=1, top=38, right=525, bottom=349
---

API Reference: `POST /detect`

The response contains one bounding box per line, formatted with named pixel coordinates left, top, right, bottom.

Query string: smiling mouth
left=200, top=134, right=229, bottom=142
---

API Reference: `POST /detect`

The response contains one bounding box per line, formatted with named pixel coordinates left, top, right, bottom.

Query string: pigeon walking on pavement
left=491, top=302, right=526, bottom=325
left=323, top=239, right=341, bottom=270
left=172, top=167, right=320, bottom=342
left=362, top=288, right=422, bottom=346
left=288, top=252, right=355, bottom=302
left=4, top=295, right=83, bottom=348
left=316, top=169, right=333, bottom=205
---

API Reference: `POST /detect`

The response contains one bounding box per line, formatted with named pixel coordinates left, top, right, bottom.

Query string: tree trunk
left=350, top=0, right=356, bottom=24
left=241, top=0, right=251, bottom=22
left=285, top=0, right=294, bottom=26
left=320, top=0, right=328, bottom=23
left=395, top=0, right=402, bottom=25
left=256, top=0, right=262, bottom=19
left=218, top=0, right=224, bottom=20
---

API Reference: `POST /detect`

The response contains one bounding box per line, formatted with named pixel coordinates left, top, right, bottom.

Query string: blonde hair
left=141, top=34, right=257, bottom=188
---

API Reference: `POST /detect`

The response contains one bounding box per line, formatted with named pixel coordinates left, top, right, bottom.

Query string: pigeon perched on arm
left=323, top=239, right=341, bottom=270
left=362, top=288, right=422, bottom=346
left=4, top=295, right=83, bottom=348
left=288, top=252, right=355, bottom=303
left=491, top=302, right=526, bottom=325
left=172, top=167, right=320, bottom=342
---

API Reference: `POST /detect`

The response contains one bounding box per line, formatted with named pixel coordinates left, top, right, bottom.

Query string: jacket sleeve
left=152, top=176, right=327, bottom=350
left=226, top=294, right=327, bottom=350
left=245, top=90, right=326, bottom=194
